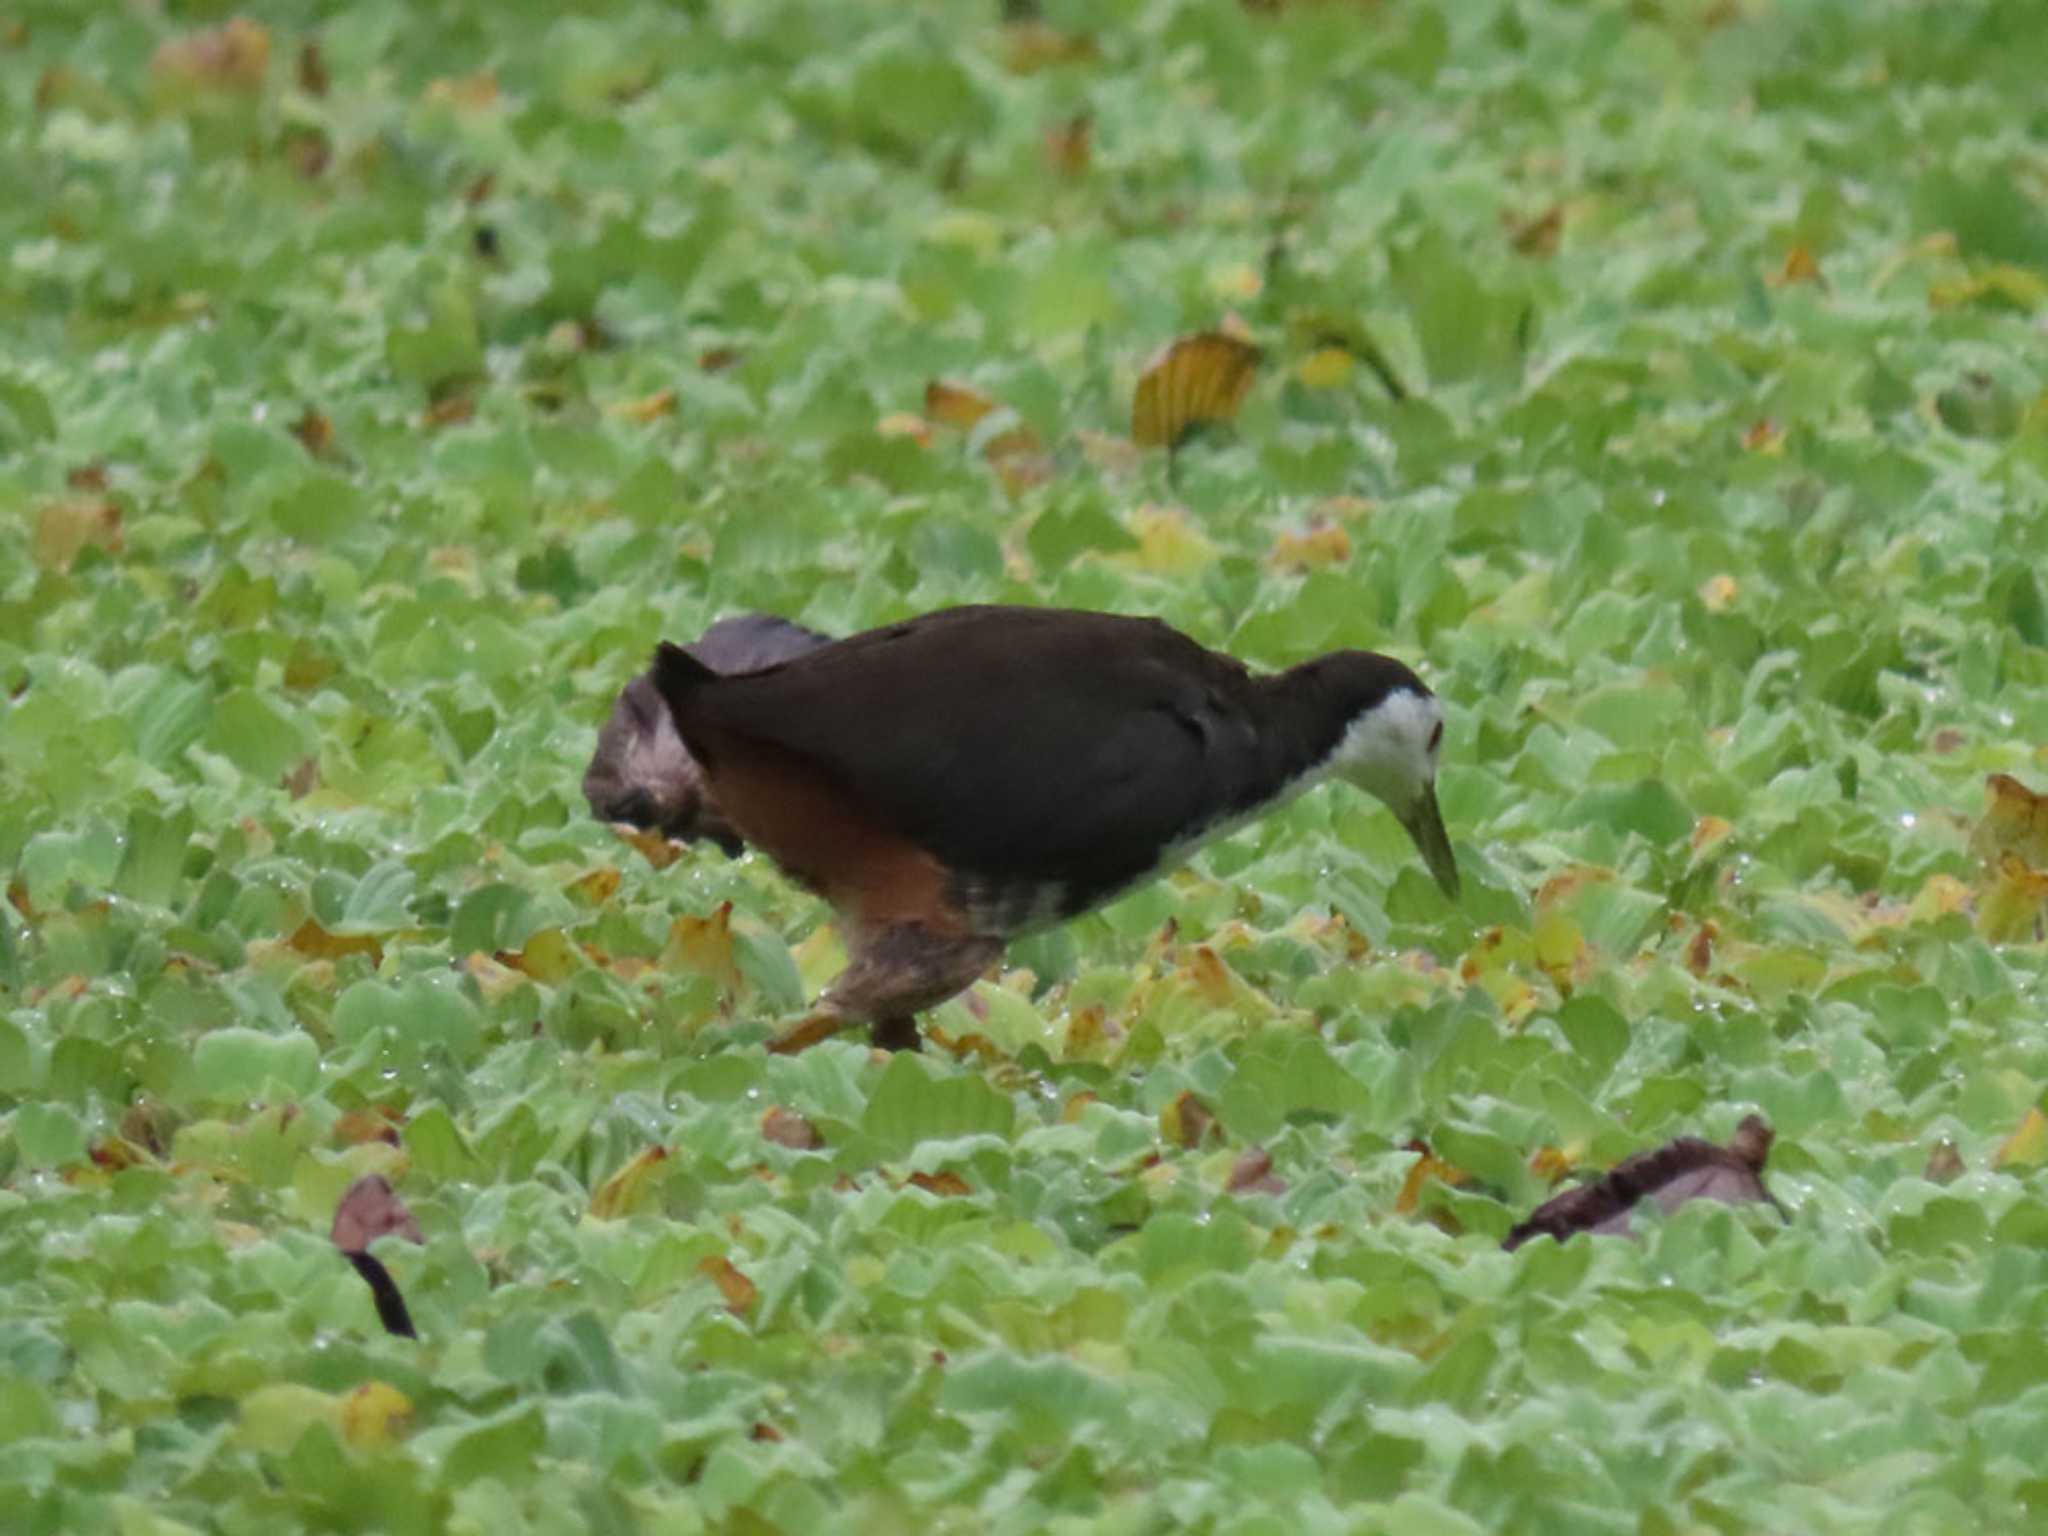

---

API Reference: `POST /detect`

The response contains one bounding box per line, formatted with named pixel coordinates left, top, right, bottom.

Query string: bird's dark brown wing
left=661, top=607, right=1296, bottom=899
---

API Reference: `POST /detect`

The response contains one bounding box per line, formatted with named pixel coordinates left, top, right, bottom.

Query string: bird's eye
left=1428, top=721, right=1444, bottom=754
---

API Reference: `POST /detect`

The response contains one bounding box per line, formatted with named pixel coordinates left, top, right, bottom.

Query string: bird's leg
left=766, top=924, right=1004, bottom=1055
left=868, top=1015, right=922, bottom=1053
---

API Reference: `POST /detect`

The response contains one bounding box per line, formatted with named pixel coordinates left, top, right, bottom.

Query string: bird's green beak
left=1399, top=784, right=1461, bottom=900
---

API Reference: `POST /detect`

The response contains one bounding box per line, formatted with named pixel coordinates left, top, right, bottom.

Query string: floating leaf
left=1924, top=1139, right=1966, bottom=1184
left=1268, top=521, right=1351, bottom=571
left=668, top=903, right=741, bottom=990
left=908, top=1170, right=972, bottom=1197
left=1503, top=1115, right=1785, bottom=1250
left=1131, top=333, right=1261, bottom=449
left=1109, top=505, right=1219, bottom=576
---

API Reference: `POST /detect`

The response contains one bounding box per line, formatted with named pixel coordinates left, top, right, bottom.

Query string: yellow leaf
left=667, top=902, right=741, bottom=990
left=1774, top=245, right=1822, bottom=286
left=504, top=927, right=581, bottom=984
left=611, top=824, right=683, bottom=870
left=1531, top=909, right=1587, bottom=993
left=1295, top=347, right=1354, bottom=390
left=1977, top=852, right=2048, bottom=944
left=589, top=1145, right=671, bottom=1220
left=1209, top=262, right=1263, bottom=302
left=1690, top=815, right=1735, bottom=856
left=1268, top=522, right=1352, bottom=572
left=33, top=497, right=122, bottom=572
left=606, top=388, right=676, bottom=424
left=1972, top=773, right=2048, bottom=868
left=422, top=70, right=500, bottom=113
left=566, top=866, right=621, bottom=906
left=340, top=1382, right=414, bottom=1451
left=237, top=1385, right=342, bottom=1455
left=1111, top=504, right=1218, bottom=576
left=1908, top=873, right=1973, bottom=925
left=1742, top=418, right=1786, bottom=455
left=1131, top=333, right=1262, bottom=449
left=1698, top=574, right=1738, bottom=612
left=1394, top=1141, right=1468, bottom=1216
left=876, top=411, right=934, bottom=447
left=1996, top=1107, right=2048, bottom=1169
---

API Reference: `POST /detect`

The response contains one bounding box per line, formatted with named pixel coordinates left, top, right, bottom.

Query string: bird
left=649, top=604, right=1459, bottom=1053
left=582, top=614, right=831, bottom=853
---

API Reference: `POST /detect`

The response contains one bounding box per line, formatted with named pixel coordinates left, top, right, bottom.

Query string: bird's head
left=1320, top=657, right=1460, bottom=900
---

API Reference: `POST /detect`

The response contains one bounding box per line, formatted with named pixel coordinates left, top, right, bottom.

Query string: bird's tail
left=651, top=641, right=719, bottom=716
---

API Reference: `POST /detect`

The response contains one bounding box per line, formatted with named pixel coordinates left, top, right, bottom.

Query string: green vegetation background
left=5, top=0, right=2048, bottom=1531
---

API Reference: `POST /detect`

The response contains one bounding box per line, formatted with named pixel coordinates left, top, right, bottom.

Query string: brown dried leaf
left=1000, top=21, right=1098, bottom=73
left=289, top=408, right=337, bottom=458
left=925, top=379, right=1000, bottom=431
left=423, top=71, right=499, bottom=112
left=1394, top=1139, right=1470, bottom=1216
left=1502, top=1115, right=1785, bottom=1250
left=1132, top=332, right=1262, bottom=449
left=1774, top=245, right=1822, bottom=286
left=1226, top=1145, right=1286, bottom=1196
left=1923, top=1138, right=1965, bottom=1184
left=34, top=497, right=122, bottom=572
left=566, top=866, right=622, bottom=906
left=297, top=40, right=330, bottom=96
left=152, top=17, right=271, bottom=92
left=698, top=1254, right=757, bottom=1316
left=1508, top=204, right=1564, bottom=257
left=281, top=757, right=321, bottom=800
left=333, top=1107, right=403, bottom=1148
left=909, top=1170, right=972, bottom=1198
left=421, top=394, right=474, bottom=429
left=1043, top=114, right=1092, bottom=177
left=286, top=919, right=383, bottom=966
left=1973, top=773, right=2048, bottom=869
left=1161, top=1090, right=1220, bottom=1150
left=1977, top=852, right=2048, bottom=944
left=760, top=1106, right=823, bottom=1151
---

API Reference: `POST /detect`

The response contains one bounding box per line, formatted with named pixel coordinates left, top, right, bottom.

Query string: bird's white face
left=1333, top=688, right=1459, bottom=897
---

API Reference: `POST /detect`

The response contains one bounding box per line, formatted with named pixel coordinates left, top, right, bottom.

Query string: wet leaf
left=1995, top=1108, right=2048, bottom=1169
left=1160, top=1090, right=1220, bottom=1149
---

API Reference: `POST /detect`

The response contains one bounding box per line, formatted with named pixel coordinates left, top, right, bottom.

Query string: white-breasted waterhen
left=650, top=604, right=1459, bottom=1052
left=583, top=615, right=830, bottom=853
